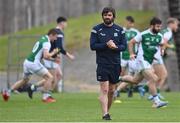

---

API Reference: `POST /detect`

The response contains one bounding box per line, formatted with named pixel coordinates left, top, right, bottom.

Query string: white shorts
left=23, top=59, right=48, bottom=78
left=121, top=59, right=138, bottom=75
left=43, top=59, right=59, bottom=69
left=136, top=59, right=152, bottom=73
left=128, top=60, right=138, bottom=75
left=153, top=56, right=164, bottom=65
left=121, top=59, right=129, bottom=68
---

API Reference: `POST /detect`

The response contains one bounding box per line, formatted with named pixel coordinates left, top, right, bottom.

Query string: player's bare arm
left=43, top=48, right=59, bottom=60
left=128, top=38, right=136, bottom=60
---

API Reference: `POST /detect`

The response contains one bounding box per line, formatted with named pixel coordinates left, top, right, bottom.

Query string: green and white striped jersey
left=27, top=35, right=51, bottom=62
left=135, top=29, right=163, bottom=64
left=121, top=27, right=139, bottom=60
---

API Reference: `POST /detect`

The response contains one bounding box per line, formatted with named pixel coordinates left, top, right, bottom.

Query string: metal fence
left=6, top=35, right=64, bottom=92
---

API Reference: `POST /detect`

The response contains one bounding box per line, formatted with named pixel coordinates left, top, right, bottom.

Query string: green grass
left=0, top=10, right=154, bottom=70
left=0, top=92, right=179, bottom=122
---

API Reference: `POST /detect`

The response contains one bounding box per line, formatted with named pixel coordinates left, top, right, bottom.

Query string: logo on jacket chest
left=100, top=33, right=106, bottom=36
left=99, top=32, right=118, bottom=37
left=114, top=33, right=118, bottom=37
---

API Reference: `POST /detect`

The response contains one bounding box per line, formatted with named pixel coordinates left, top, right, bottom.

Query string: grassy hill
left=0, top=10, right=154, bottom=70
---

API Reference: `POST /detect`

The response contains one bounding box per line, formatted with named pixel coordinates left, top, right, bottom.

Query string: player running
left=28, top=17, right=75, bottom=97
left=114, top=16, right=141, bottom=102
left=2, top=29, right=59, bottom=103
left=119, top=17, right=168, bottom=108
left=147, top=17, right=179, bottom=100
left=43, top=17, right=75, bottom=90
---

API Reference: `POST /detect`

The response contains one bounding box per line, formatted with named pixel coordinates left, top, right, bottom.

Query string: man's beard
left=152, top=28, right=160, bottom=34
left=103, top=18, right=114, bottom=25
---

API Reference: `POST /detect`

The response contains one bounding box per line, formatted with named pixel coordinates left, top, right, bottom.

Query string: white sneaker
left=152, top=101, right=168, bottom=108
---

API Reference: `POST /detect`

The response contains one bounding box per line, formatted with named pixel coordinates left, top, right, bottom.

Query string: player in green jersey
left=2, top=29, right=59, bottom=103
left=114, top=16, right=140, bottom=102
left=119, top=17, right=168, bottom=108
left=147, top=17, right=179, bottom=100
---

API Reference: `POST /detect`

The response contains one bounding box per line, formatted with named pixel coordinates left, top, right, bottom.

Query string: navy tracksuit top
left=50, top=28, right=67, bottom=58
left=90, top=23, right=127, bottom=65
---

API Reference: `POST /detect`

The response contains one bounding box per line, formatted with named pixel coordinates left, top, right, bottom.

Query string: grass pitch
left=0, top=92, right=180, bottom=122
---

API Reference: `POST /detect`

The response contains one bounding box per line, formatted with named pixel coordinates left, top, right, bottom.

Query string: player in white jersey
left=119, top=17, right=168, bottom=108
left=148, top=18, right=179, bottom=100
left=2, top=29, right=59, bottom=103
left=31, top=17, right=75, bottom=93
left=43, top=17, right=74, bottom=91
left=114, top=16, right=140, bottom=102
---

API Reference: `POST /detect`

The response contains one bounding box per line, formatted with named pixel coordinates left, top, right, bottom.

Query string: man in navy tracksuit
left=90, top=7, right=127, bottom=120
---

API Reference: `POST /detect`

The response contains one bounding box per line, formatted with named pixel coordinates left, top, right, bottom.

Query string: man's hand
left=168, top=44, right=175, bottom=49
left=52, top=48, right=59, bottom=55
left=43, top=48, right=59, bottom=60
left=130, top=54, right=136, bottom=60
left=66, top=52, right=75, bottom=60
left=106, top=40, right=118, bottom=49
